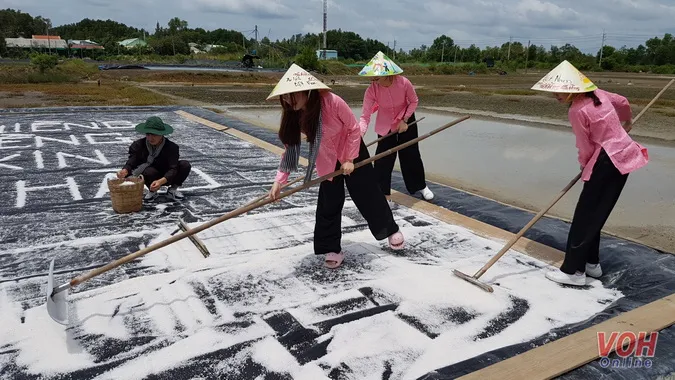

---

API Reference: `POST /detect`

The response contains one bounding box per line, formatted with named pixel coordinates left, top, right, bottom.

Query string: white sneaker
left=420, top=187, right=434, bottom=200
left=167, top=186, right=184, bottom=200
left=585, top=263, right=602, bottom=278
left=144, top=191, right=158, bottom=201
left=545, top=269, right=586, bottom=286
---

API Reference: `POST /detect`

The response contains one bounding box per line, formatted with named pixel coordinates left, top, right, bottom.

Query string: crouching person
left=116, top=116, right=191, bottom=201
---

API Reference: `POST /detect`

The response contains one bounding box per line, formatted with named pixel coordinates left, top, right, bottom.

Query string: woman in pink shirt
left=266, top=64, right=405, bottom=268
left=531, top=61, right=648, bottom=286
left=358, top=52, right=434, bottom=202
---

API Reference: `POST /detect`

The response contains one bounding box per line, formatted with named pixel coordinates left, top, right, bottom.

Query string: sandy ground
left=138, top=71, right=675, bottom=142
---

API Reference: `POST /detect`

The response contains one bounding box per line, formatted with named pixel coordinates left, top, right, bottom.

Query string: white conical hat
left=266, top=63, right=331, bottom=100
left=358, top=51, right=403, bottom=76
left=531, top=60, right=598, bottom=93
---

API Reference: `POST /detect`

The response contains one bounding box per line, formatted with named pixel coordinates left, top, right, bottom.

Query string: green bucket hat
left=135, top=116, right=174, bottom=135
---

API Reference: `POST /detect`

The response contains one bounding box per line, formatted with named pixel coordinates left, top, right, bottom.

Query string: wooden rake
left=46, top=115, right=462, bottom=325
left=453, top=78, right=675, bottom=293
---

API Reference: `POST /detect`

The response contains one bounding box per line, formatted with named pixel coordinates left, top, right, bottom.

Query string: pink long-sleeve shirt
left=569, top=89, right=648, bottom=181
left=358, top=75, right=419, bottom=136
left=275, top=91, right=361, bottom=184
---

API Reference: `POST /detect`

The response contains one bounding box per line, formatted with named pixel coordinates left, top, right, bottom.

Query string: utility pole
left=322, top=0, right=327, bottom=60
left=45, top=20, right=51, bottom=54
left=255, top=25, right=258, bottom=45
left=393, top=40, right=396, bottom=60
left=525, top=40, right=530, bottom=73
left=441, top=40, right=446, bottom=62
left=507, top=36, right=512, bottom=61
left=599, top=30, right=606, bottom=68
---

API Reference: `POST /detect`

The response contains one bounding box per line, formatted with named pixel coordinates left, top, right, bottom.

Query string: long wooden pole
left=241, top=116, right=425, bottom=208
left=52, top=115, right=469, bottom=295
left=458, top=78, right=675, bottom=284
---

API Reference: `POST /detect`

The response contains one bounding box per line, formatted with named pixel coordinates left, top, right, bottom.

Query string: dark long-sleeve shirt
left=123, top=137, right=181, bottom=183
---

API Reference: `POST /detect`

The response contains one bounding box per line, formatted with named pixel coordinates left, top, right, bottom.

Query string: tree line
left=1, top=8, right=674, bottom=73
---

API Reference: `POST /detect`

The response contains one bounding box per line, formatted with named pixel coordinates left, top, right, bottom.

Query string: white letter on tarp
left=15, top=177, right=82, bottom=208
left=35, top=135, right=80, bottom=148
left=57, top=149, right=111, bottom=169
left=181, top=167, right=222, bottom=192
left=31, top=121, right=63, bottom=132
left=0, top=134, right=33, bottom=150
left=0, top=153, right=23, bottom=170
left=34, top=151, right=44, bottom=169
left=85, top=133, right=134, bottom=145
left=63, top=122, right=100, bottom=130
left=94, top=172, right=119, bottom=198
left=102, top=121, right=135, bottom=130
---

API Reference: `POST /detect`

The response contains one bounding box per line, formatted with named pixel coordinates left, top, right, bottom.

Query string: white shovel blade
left=46, top=259, right=69, bottom=325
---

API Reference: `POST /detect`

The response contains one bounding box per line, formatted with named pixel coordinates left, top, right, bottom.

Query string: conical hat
left=531, top=60, right=597, bottom=93
left=266, top=63, right=331, bottom=100
left=358, top=51, right=403, bottom=77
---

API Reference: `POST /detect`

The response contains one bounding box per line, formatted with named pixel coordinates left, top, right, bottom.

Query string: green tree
left=295, top=46, right=320, bottom=71
left=427, top=35, right=454, bottom=62
left=0, top=31, right=6, bottom=56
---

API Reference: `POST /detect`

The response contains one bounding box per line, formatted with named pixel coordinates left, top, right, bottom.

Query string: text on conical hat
left=286, top=71, right=318, bottom=88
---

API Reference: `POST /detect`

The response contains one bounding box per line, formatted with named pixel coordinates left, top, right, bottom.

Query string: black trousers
left=314, top=139, right=400, bottom=254
left=141, top=160, right=192, bottom=189
left=374, top=112, right=427, bottom=195
left=560, top=150, right=628, bottom=274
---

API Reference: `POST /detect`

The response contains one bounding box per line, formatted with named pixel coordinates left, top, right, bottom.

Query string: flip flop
left=325, top=252, right=345, bottom=269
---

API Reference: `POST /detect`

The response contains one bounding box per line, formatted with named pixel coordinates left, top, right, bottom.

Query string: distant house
left=119, top=38, right=147, bottom=48
left=5, top=35, right=68, bottom=50
left=68, top=40, right=104, bottom=50
left=316, top=49, right=338, bottom=60
left=188, top=43, right=224, bottom=54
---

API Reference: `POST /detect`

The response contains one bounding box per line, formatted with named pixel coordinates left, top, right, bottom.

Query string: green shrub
left=30, top=53, right=59, bottom=73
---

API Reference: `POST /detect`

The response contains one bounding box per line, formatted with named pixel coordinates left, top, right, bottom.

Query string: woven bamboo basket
left=108, top=175, right=145, bottom=214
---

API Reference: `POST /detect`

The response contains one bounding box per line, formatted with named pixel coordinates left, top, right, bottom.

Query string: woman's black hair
left=278, top=90, right=321, bottom=145
left=585, top=90, right=602, bottom=106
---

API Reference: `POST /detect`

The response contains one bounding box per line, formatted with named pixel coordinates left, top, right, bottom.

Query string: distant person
left=531, top=60, right=648, bottom=286
left=117, top=116, right=192, bottom=201
left=266, top=63, right=404, bottom=269
left=357, top=51, right=434, bottom=203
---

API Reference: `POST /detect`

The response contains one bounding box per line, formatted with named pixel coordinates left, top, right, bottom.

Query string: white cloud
left=302, top=21, right=322, bottom=34
left=384, top=20, right=411, bottom=29
left=190, top=0, right=295, bottom=19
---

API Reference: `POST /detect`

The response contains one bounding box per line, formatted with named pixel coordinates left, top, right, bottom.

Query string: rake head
left=453, top=269, right=494, bottom=293
left=46, top=259, right=69, bottom=325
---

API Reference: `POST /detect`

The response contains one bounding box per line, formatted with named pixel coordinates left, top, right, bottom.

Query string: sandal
left=388, top=231, right=405, bottom=250
left=325, top=252, right=345, bottom=269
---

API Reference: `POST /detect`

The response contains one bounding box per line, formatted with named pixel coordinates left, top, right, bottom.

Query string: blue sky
left=4, top=0, right=675, bottom=53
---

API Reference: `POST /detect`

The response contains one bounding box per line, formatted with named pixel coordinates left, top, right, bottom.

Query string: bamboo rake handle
left=472, top=78, right=675, bottom=279
left=65, top=115, right=470, bottom=289
left=242, top=117, right=426, bottom=208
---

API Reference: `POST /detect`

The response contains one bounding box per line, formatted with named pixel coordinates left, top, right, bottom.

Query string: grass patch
left=0, top=59, right=101, bottom=84
left=0, top=83, right=174, bottom=107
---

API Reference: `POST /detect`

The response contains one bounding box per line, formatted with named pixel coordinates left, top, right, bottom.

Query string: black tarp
left=1, top=105, right=673, bottom=379
left=181, top=106, right=675, bottom=380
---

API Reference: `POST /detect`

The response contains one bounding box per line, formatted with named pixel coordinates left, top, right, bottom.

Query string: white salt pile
left=0, top=201, right=623, bottom=379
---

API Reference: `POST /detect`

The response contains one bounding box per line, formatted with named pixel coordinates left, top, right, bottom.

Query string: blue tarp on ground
left=181, top=106, right=675, bottom=380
